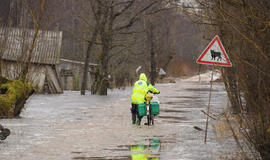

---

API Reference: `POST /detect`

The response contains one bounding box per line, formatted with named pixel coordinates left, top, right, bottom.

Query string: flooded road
left=0, top=73, right=239, bottom=160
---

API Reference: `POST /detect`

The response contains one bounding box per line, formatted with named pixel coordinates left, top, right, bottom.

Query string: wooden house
left=58, top=58, right=97, bottom=91
left=0, top=27, right=63, bottom=94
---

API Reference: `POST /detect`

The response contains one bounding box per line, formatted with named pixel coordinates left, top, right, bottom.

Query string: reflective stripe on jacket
left=131, top=80, right=148, bottom=104
left=131, top=73, right=159, bottom=104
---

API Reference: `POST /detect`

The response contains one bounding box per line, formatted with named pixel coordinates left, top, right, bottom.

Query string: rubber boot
left=132, top=114, right=136, bottom=124
left=136, top=118, right=141, bottom=126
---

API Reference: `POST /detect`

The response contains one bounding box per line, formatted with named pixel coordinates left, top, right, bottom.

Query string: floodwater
left=0, top=73, right=239, bottom=160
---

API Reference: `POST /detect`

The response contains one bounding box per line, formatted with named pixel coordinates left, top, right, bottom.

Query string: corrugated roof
left=60, top=58, right=98, bottom=66
left=0, top=27, right=62, bottom=65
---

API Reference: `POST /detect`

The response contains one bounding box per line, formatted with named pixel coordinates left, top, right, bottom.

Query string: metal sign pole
left=204, top=65, right=215, bottom=144
left=198, top=64, right=202, bottom=82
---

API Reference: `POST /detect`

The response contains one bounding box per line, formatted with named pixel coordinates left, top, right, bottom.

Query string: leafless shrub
left=179, top=0, right=270, bottom=159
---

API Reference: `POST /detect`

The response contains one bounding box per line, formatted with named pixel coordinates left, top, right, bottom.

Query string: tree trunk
left=98, top=43, right=109, bottom=95
left=92, top=66, right=109, bottom=96
left=148, top=23, right=156, bottom=85
left=20, top=30, right=38, bottom=82
left=20, top=0, right=45, bottom=82
left=0, top=58, right=2, bottom=76
left=80, top=27, right=98, bottom=95
left=0, top=79, right=33, bottom=118
left=92, top=3, right=112, bottom=96
left=93, top=35, right=110, bottom=95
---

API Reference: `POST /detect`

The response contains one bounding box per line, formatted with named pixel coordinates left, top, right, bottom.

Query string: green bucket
left=138, top=103, right=146, bottom=117
left=151, top=102, right=159, bottom=115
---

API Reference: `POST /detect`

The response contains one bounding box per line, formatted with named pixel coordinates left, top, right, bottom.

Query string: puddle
left=71, top=151, right=83, bottom=154
left=73, top=156, right=129, bottom=160
left=130, top=139, right=160, bottom=160
left=161, top=100, right=202, bottom=105
left=183, top=88, right=219, bottom=92
left=172, top=105, right=206, bottom=109
left=158, top=116, right=187, bottom=120
left=104, top=147, right=130, bottom=152
left=96, top=139, right=161, bottom=160
left=162, top=120, right=182, bottom=124
left=161, top=101, right=190, bottom=105
left=163, top=96, right=202, bottom=99
left=162, top=139, right=180, bottom=144
left=160, top=109, right=188, bottom=113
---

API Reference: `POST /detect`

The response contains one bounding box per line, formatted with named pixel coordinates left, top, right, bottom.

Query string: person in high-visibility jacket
left=131, top=73, right=160, bottom=125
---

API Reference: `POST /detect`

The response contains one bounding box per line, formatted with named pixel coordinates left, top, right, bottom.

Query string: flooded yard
left=0, top=73, right=239, bottom=160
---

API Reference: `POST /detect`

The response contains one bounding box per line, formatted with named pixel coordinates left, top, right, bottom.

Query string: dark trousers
left=131, top=103, right=142, bottom=124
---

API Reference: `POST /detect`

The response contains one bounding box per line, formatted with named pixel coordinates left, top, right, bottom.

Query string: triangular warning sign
left=196, top=35, right=232, bottom=67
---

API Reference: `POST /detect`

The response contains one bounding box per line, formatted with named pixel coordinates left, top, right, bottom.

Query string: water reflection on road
left=130, top=139, right=160, bottom=160
left=0, top=73, right=238, bottom=160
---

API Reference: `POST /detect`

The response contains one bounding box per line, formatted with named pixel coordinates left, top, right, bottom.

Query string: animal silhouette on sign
left=210, top=50, right=222, bottom=61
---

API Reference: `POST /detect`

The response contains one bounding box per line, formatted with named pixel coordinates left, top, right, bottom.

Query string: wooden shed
left=0, top=27, right=63, bottom=94
left=58, top=59, right=97, bottom=91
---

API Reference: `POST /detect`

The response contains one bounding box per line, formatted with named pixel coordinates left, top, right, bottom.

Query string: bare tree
left=80, top=1, right=102, bottom=95
left=77, top=0, right=163, bottom=95
left=179, top=0, right=270, bottom=158
left=147, top=22, right=156, bottom=85
left=18, top=0, right=48, bottom=82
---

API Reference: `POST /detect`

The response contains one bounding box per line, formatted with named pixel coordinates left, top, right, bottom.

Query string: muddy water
left=0, top=75, right=238, bottom=160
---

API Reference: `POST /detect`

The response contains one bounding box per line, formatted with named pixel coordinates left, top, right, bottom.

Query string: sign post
left=204, top=65, right=214, bottom=143
left=196, top=35, right=232, bottom=144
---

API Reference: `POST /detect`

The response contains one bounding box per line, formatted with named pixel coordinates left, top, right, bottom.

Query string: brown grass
left=166, top=58, right=197, bottom=77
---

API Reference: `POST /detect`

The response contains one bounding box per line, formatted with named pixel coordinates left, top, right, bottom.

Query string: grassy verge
left=0, top=77, right=33, bottom=118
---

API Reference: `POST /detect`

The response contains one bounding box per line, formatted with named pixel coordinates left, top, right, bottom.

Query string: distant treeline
left=0, top=0, right=202, bottom=73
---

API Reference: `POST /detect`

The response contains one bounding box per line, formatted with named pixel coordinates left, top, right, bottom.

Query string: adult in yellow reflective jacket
left=131, top=73, right=160, bottom=125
